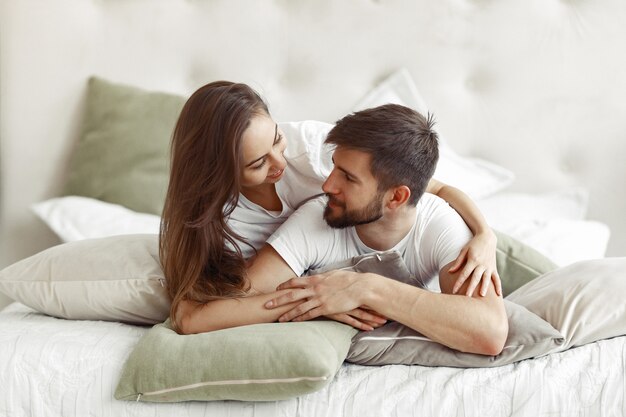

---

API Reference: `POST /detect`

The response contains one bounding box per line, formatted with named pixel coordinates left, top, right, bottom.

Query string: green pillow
left=115, top=319, right=357, bottom=402
left=495, top=230, right=558, bottom=297
left=64, top=77, right=186, bottom=215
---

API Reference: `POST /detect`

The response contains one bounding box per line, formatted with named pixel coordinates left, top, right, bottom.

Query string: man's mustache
left=325, top=194, right=345, bottom=208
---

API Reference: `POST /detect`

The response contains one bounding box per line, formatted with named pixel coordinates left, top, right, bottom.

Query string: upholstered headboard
left=1, top=0, right=625, bottom=276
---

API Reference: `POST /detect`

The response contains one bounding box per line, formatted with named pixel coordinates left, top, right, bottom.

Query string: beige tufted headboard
left=1, top=0, right=625, bottom=277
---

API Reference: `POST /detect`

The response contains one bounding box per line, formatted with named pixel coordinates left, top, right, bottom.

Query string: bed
left=1, top=1, right=625, bottom=416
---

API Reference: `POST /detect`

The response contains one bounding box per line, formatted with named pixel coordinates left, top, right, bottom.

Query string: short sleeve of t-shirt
left=412, top=195, right=473, bottom=282
left=266, top=197, right=334, bottom=276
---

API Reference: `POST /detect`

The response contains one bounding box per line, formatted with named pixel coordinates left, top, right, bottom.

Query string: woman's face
left=240, top=114, right=288, bottom=188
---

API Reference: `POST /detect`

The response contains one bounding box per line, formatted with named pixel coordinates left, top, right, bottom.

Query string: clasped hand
left=264, top=270, right=386, bottom=331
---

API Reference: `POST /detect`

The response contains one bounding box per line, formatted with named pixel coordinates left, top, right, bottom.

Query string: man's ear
left=386, top=185, right=411, bottom=209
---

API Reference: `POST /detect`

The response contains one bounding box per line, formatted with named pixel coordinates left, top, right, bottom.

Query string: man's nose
left=322, top=170, right=338, bottom=194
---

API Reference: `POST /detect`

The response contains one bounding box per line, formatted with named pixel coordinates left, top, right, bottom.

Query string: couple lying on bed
left=160, top=81, right=508, bottom=355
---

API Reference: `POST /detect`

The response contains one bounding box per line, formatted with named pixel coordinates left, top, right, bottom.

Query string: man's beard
left=323, top=192, right=384, bottom=229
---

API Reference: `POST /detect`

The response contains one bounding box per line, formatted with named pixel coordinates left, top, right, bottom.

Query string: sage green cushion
left=63, top=77, right=185, bottom=215
left=115, top=319, right=357, bottom=402
left=495, top=230, right=558, bottom=296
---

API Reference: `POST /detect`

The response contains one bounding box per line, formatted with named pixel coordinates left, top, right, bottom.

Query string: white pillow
left=498, top=218, right=610, bottom=267
left=353, top=69, right=515, bottom=199
left=478, top=188, right=609, bottom=266
left=0, top=234, right=169, bottom=324
left=507, top=257, right=626, bottom=351
left=477, top=188, right=590, bottom=224
left=32, top=196, right=161, bottom=242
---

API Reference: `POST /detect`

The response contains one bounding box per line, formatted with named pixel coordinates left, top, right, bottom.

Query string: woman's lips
left=267, top=169, right=284, bottom=179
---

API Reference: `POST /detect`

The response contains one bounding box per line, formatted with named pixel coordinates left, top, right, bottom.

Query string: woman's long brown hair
left=160, top=81, right=269, bottom=333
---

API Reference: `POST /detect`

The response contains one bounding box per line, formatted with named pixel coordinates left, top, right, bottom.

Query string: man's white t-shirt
left=267, top=194, right=473, bottom=292
left=227, top=121, right=334, bottom=258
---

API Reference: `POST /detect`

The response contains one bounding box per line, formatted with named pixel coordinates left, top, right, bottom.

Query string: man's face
left=322, top=147, right=385, bottom=229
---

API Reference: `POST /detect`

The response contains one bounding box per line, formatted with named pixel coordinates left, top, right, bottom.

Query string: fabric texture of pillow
left=348, top=299, right=564, bottom=368
left=494, top=229, right=558, bottom=297
left=477, top=189, right=610, bottom=266
left=63, top=77, right=186, bottom=215
left=496, top=218, right=611, bottom=267
left=115, top=319, right=357, bottom=402
left=352, top=69, right=515, bottom=199
left=478, top=188, right=590, bottom=224
left=507, top=257, right=626, bottom=351
left=0, top=234, right=168, bottom=324
left=32, top=196, right=161, bottom=242
left=309, top=250, right=564, bottom=368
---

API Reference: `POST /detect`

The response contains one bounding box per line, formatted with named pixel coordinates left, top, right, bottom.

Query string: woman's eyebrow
left=245, top=123, right=278, bottom=167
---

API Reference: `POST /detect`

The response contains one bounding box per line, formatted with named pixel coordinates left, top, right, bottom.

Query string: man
left=181, top=104, right=508, bottom=355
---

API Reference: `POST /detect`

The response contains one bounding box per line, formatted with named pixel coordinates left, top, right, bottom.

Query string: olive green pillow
left=64, top=77, right=186, bottom=215
left=494, top=230, right=558, bottom=296
left=115, top=319, right=357, bottom=402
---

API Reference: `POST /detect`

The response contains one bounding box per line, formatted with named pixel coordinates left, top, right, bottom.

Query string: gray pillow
left=311, top=250, right=564, bottom=368
left=115, top=319, right=357, bottom=402
left=347, top=299, right=564, bottom=367
left=64, top=77, right=186, bottom=215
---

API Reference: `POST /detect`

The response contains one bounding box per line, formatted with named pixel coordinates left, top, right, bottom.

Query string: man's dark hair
left=325, top=104, right=439, bottom=205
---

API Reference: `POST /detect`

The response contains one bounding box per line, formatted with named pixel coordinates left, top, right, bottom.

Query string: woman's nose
left=269, top=150, right=287, bottom=171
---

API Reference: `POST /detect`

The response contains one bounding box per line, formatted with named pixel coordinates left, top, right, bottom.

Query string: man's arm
left=266, top=261, right=508, bottom=355
left=364, top=261, right=508, bottom=354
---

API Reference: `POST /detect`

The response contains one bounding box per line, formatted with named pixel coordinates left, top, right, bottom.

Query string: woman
left=160, top=81, right=499, bottom=334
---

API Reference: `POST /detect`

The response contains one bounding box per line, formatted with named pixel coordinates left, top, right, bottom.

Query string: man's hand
left=264, top=271, right=386, bottom=330
left=447, top=231, right=502, bottom=297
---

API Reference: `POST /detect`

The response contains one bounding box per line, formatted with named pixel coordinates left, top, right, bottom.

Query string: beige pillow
left=0, top=234, right=169, bottom=324
left=507, top=257, right=626, bottom=350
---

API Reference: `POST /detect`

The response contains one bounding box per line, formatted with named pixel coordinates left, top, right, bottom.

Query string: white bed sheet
left=1, top=303, right=624, bottom=417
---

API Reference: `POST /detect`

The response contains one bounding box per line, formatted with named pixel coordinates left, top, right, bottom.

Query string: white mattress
left=1, top=303, right=624, bottom=417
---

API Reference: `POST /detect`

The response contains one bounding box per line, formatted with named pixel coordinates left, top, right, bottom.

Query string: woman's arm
left=177, top=290, right=301, bottom=334
left=176, top=245, right=386, bottom=334
left=425, top=178, right=502, bottom=297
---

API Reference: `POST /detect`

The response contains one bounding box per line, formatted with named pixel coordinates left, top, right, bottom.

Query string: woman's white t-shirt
left=226, top=120, right=334, bottom=258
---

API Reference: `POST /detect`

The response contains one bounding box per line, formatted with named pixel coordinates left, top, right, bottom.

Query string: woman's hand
left=448, top=231, right=502, bottom=297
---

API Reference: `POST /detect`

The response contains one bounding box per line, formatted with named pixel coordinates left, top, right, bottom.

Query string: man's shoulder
left=297, top=195, right=328, bottom=211
left=416, top=193, right=460, bottom=219
left=278, top=195, right=330, bottom=232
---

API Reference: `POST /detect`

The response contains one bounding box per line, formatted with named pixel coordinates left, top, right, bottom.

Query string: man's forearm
left=361, top=273, right=507, bottom=355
